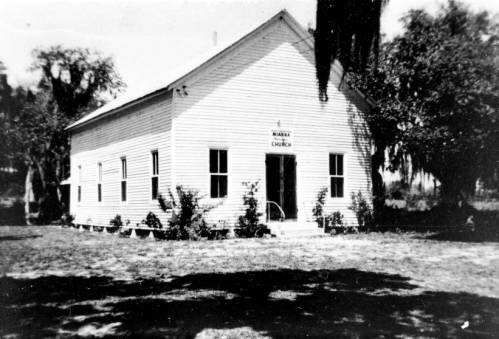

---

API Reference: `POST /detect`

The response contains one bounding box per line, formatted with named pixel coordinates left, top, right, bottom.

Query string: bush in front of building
left=143, top=212, right=163, bottom=229
left=141, top=211, right=167, bottom=239
left=236, top=181, right=270, bottom=238
left=60, top=212, right=75, bottom=227
left=108, top=214, right=123, bottom=233
left=350, top=191, right=375, bottom=231
left=325, top=211, right=344, bottom=234
left=312, top=187, right=328, bottom=228
left=158, top=186, right=212, bottom=240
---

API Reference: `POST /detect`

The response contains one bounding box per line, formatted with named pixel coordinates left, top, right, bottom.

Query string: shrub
left=325, top=211, right=345, bottom=234
left=158, top=186, right=212, bottom=240
left=236, top=181, right=270, bottom=238
left=143, top=212, right=163, bottom=229
left=119, top=219, right=133, bottom=236
left=330, top=211, right=344, bottom=226
left=135, top=222, right=151, bottom=237
left=312, top=187, right=328, bottom=228
left=109, top=214, right=123, bottom=226
left=142, top=213, right=167, bottom=239
left=350, top=191, right=375, bottom=230
left=153, top=229, right=168, bottom=240
left=108, top=214, right=123, bottom=233
left=60, top=213, right=75, bottom=227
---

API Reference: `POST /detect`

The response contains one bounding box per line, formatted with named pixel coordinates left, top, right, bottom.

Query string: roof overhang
left=66, top=9, right=374, bottom=131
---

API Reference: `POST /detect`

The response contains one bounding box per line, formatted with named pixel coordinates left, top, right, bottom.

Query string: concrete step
left=268, top=221, right=327, bottom=238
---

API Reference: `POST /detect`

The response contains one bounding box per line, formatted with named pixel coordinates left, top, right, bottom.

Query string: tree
left=314, top=0, right=388, bottom=206
left=349, top=1, right=499, bottom=205
left=10, top=46, right=124, bottom=223
left=32, top=46, right=123, bottom=119
left=0, top=61, right=13, bottom=170
left=0, top=63, right=30, bottom=193
left=314, top=0, right=387, bottom=101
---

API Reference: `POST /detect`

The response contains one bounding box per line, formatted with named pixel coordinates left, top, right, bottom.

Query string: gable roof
left=67, top=9, right=372, bottom=131
left=67, top=9, right=308, bottom=131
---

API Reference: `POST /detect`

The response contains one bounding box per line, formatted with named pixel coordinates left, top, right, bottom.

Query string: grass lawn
left=1, top=226, right=499, bottom=338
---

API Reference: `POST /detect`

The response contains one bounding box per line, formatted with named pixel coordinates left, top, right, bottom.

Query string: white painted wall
left=69, top=17, right=371, bottom=228
left=70, top=92, right=172, bottom=225
left=173, top=19, right=371, bottom=226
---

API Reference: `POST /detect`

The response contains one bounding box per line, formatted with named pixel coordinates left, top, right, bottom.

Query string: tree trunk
left=24, top=165, right=36, bottom=225
left=371, top=144, right=386, bottom=224
left=371, top=145, right=385, bottom=198
left=24, top=160, right=63, bottom=225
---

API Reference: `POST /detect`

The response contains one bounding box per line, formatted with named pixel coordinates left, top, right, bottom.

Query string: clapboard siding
left=173, top=20, right=371, bottom=225
left=70, top=92, right=173, bottom=225
left=69, top=13, right=371, bottom=228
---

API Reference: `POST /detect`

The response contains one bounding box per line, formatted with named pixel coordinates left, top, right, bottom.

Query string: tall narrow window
left=77, top=165, right=82, bottom=202
left=97, top=162, right=102, bottom=202
left=151, top=150, right=159, bottom=199
left=210, top=149, right=228, bottom=198
left=121, top=157, right=127, bottom=202
left=329, top=154, right=344, bottom=198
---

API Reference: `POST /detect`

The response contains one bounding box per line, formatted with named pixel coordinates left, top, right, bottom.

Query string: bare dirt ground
left=1, top=226, right=499, bottom=338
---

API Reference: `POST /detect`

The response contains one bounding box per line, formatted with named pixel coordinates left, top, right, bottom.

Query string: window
left=151, top=150, right=159, bottom=199
left=97, top=162, right=102, bottom=202
left=77, top=165, right=82, bottom=202
left=121, top=157, right=127, bottom=202
left=329, top=154, right=344, bottom=198
left=209, top=149, right=227, bottom=198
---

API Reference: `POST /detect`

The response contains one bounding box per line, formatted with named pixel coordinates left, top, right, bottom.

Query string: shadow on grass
left=0, top=235, right=43, bottom=242
left=1, top=269, right=498, bottom=337
left=426, top=230, right=499, bottom=243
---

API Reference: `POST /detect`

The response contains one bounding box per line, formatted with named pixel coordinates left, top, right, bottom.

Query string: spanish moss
left=314, top=0, right=386, bottom=101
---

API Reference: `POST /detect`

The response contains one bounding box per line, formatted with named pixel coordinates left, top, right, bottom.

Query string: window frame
left=150, top=150, right=159, bottom=201
left=77, top=165, right=82, bottom=203
left=329, top=153, right=345, bottom=198
left=209, top=148, right=228, bottom=199
left=97, top=162, right=102, bottom=203
left=120, top=157, right=127, bottom=202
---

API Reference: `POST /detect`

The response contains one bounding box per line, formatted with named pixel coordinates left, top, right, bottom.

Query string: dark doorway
left=266, top=154, right=297, bottom=220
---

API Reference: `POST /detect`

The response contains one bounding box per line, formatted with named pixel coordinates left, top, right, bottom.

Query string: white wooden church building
left=67, top=10, right=372, bottom=231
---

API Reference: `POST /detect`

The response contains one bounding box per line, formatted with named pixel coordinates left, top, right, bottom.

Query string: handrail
left=266, top=200, right=286, bottom=222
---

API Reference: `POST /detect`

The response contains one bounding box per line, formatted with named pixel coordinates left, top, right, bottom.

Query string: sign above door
left=270, top=129, right=293, bottom=148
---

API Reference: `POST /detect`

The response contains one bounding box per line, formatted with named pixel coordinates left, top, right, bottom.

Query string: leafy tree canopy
left=31, top=46, right=124, bottom=119
left=7, top=46, right=124, bottom=223
left=350, top=1, right=499, bottom=203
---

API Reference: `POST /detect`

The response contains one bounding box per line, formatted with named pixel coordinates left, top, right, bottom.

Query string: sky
left=1, top=0, right=498, bottom=93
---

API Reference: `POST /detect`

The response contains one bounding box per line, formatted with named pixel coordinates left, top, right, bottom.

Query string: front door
left=266, top=154, right=297, bottom=220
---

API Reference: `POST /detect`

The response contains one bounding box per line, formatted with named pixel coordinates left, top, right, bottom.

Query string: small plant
left=119, top=219, right=133, bottom=236
left=350, top=191, right=375, bottom=230
left=236, top=181, right=270, bottom=238
left=143, top=211, right=163, bottom=229
left=108, top=214, right=123, bottom=233
left=330, top=211, right=344, bottom=226
left=109, top=214, right=123, bottom=226
left=60, top=213, right=75, bottom=227
left=158, top=186, right=212, bottom=240
left=312, top=187, right=328, bottom=227
left=324, top=211, right=345, bottom=233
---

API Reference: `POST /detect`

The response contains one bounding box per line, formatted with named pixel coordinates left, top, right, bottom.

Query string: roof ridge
left=67, top=9, right=301, bottom=131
